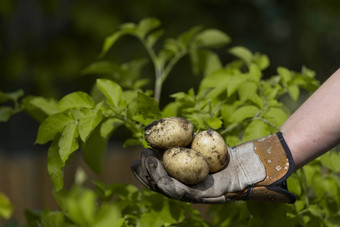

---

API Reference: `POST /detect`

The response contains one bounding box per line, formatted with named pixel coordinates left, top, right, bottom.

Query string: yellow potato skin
left=191, top=129, right=228, bottom=173
left=144, top=117, right=194, bottom=150
left=163, top=147, right=209, bottom=185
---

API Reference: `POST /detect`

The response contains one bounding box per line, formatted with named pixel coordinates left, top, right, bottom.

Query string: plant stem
left=295, top=168, right=309, bottom=208
left=140, top=37, right=186, bottom=103
left=162, top=51, right=185, bottom=83
left=140, top=38, right=163, bottom=103
left=220, top=124, right=238, bottom=135
left=254, top=116, right=280, bottom=130
left=154, top=73, right=163, bottom=103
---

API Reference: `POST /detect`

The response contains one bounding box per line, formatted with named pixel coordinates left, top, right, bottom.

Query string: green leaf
left=123, top=138, right=143, bottom=148
left=320, top=151, right=340, bottom=173
left=194, top=29, right=231, bottom=48
left=170, top=90, right=195, bottom=106
left=263, top=107, right=288, bottom=128
left=101, top=30, right=125, bottom=57
left=242, top=119, right=269, bottom=141
left=238, top=81, right=257, bottom=101
left=288, top=84, right=299, bottom=101
left=206, top=117, right=223, bottom=129
left=177, top=26, right=202, bottom=47
left=220, top=104, right=237, bottom=125
left=23, top=96, right=59, bottom=122
left=162, top=102, right=181, bottom=118
left=238, top=81, right=263, bottom=107
left=0, top=192, right=13, bottom=219
left=248, top=63, right=262, bottom=82
left=146, top=29, right=164, bottom=48
left=277, top=67, right=291, bottom=83
left=93, top=180, right=114, bottom=201
left=61, top=187, right=96, bottom=226
left=81, top=123, right=108, bottom=174
left=199, top=69, right=247, bottom=99
left=58, top=121, right=79, bottom=164
left=119, top=22, right=137, bottom=32
left=247, top=202, right=296, bottom=227
left=100, top=118, right=123, bottom=139
left=132, top=92, right=161, bottom=125
left=162, top=39, right=181, bottom=56
left=0, top=106, right=13, bottom=122
left=25, top=209, right=43, bottom=227
left=82, top=61, right=122, bottom=75
left=306, top=204, right=324, bottom=218
left=136, top=17, right=161, bottom=39
left=0, top=89, right=24, bottom=103
left=96, top=79, right=122, bottom=107
left=190, top=49, right=222, bottom=76
left=228, top=46, right=253, bottom=65
left=254, top=53, right=270, bottom=70
left=48, top=136, right=64, bottom=191
left=35, top=112, right=74, bottom=144
left=58, top=91, right=95, bottom=111
left=40, top=211, right=65, bottom=227
left=140, top=212, right=163, bottom=227
left=286, top=173, right=302, bottom=196
left=203, top=51, right=223, bottom=77
left=78, top=109, right=103, bottom=142
left=230, top=105, right=260, bottom=123
left=94, top=203, right=124, bottom=227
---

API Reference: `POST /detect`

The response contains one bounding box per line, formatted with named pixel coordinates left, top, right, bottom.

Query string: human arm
left=281, top=68, right=340, bottom=170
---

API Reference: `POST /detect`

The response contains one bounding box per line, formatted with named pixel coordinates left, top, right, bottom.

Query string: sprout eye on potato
left=144, top=117, right=229, bottom=185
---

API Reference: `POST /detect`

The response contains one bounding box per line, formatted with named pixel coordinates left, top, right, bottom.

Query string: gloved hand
left=131, top=132, right=296, bottom=204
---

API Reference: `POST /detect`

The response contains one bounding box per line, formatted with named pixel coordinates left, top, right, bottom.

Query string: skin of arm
left=280, top=68, right=340, bottom=170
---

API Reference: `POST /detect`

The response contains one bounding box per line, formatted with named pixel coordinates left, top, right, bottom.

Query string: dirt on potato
left=191, top=129, right=229, bottom=173
left=163, top=147, right=209, bottom=185
left=144, top=117, right=194, bottom=150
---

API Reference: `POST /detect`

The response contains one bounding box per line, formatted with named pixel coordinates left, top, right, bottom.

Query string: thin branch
left=254, top=116, right=280, bottom=130
left=220, top=124, right=238, bottom=136
left=162, top=51, right=186, bottom=83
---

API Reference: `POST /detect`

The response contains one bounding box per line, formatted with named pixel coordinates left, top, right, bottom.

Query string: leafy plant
left=2, top=18, right=340, bottom=227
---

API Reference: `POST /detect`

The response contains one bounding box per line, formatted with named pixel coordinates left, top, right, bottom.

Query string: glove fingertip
left=130, top=160, right=151, bottom=189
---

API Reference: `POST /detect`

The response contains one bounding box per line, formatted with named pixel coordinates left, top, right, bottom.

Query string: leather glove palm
left=131, top=132, right=296, bottom=204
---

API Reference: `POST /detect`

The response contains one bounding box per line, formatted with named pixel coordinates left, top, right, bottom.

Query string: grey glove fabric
left=131, top=142, right=266, bottom=203
left=131, top=132, right=297, bottom=204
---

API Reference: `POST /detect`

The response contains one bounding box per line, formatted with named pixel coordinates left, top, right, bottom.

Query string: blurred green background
left=1, top=0, right=340, bottom=151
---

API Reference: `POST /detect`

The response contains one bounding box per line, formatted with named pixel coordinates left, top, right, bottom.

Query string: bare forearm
left=280, top=68, right=340, bottom=170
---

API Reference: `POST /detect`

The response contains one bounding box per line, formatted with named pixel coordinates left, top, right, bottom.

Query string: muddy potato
left=144, top=117, right=194, bottom=150
left=191, top=129, right=228, bottom=173
left=163, top=147, right=209, bottom=185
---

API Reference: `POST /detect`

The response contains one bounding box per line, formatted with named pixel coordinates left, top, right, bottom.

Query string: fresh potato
left=144, top=117, right=194, bottom=150
left=163, top=147, right=209, bottom=185
left=191, top=129, right=228, bottom=173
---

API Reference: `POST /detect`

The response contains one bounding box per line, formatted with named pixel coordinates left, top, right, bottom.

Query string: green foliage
left=0, top=193, right=13, bottom=220
left=3, top=18, right=340, bottom=227
left=0, top=89, right=24, bottom=122
left=99, top=17, right=230, bottom=103
left=21, top=169, right=208, bottom=227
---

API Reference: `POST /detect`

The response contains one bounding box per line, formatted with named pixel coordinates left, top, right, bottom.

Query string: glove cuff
left=252, top=132, right=295, bottom=187
left=225, top=132, right=297, bottom=203
left=251, top=132, right=296, bottom=203
left=247, top=183, right=296, bottom=203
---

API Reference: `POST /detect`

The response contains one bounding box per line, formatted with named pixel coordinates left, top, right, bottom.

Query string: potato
left=163, top=147, right=209, bottom=185
left=191, top=129, right=228, bottom=173
left=144, top=117, right=194, bottom=150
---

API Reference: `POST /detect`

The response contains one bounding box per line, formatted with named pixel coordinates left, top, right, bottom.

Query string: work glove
left=131, top=132, right=296, bottom=204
